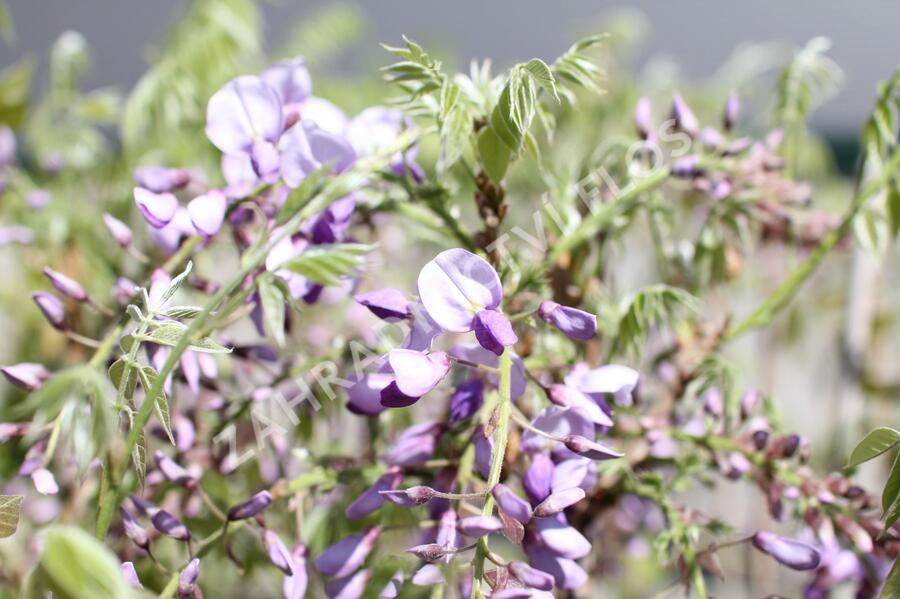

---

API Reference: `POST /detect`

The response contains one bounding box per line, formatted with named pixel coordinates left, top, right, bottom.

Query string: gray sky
left=3, top=0, right=898, bottom=133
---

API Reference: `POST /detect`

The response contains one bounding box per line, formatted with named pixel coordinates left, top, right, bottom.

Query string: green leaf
left=139, top=367, right=174, bottom=446
left=439, top=102, right=470, bottom=172
left=37, top=525, right=133, bottom=599
left=125, top=406, right=146, bottom=486
left=0, top=57, right=34, bottom=127
left=159, top=261, right=193, bottom=306
left=161, top=306, right=204, bottom=319
left=885, top=489, right=900, bottom=532
left=0, top=495, right=23, bottom=538
left=108, top=359, right=137, bottom=400
left=258, top=276, right=286, bottom=346
left=139, top=322, right=231, bottom=354
left=888, top=178, right=900, bottom=237
left=880, top=557, right=900, bottom=599
left=524, top=58, right=559, bottom=101
left=847, top=427, right=900, bottom=468
left=280, top=243, right=371, bottom=286
left=477, top=126, right=511, bottom=182
left=884, top=453, right=900, bottom=513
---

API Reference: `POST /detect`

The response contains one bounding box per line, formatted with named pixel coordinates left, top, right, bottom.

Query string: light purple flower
left=283, top=544, right=309, bottom=599
left=265, top=529, right=294, bottom=575
left=533, top=515, right=591, bottom=559
left=383, top=422, right=442, bottom=467
left=448, top=379, right=484, bottom=424
left=302, top=97, right=349, bottom=134
left=103, top=213, right=133, bottom=247
left=227, top=490, right=273, bottom=521
left=534, top=487, right=586, bottom=517
left=314, top=526, right=381, bottom=578
left=0, top=225, right=33, bottom=245
left=551, top=458, right=591, bottom=493
left=411, top=564, right=444, bottom=586
left=1, top=362, right=51, bottom=391
left=134, top=187, right=178, bottom=228
left=526, top=545, right=588, bottom=590
left=538, top=301, right=596, bottom=341
left=206, top=75, right=284, bottom=156
left=563, top=435, right=623, bottom=461
left=32, top=291, right=67, bottom=330
left=178, top=558, right=200, bottom=596
left=346, top=373, right=393, bottom=416
left=121, top=562, right=142, bottom=589
left=492, top=483, right=533, bottom=524
left=520, top=406, right=593, bottom=454
left=379, top=571, right=403, bottom=598
left=509, top=560, right=555, bottom=591
left=723, top=91, right=739, bottom=131
left=565, top=364, right=639, bottom=406
left=458, top=515, right=503, bottom=537
left=262, top=58, right=312, bottom=113
left=134, top=166, right=190, bottom=193
left=43, top=267, right=87, bottom=302
left=154, top=450, right=195, bottom=487
left=670, top=92, right=699, bottom=137
left=547, top=384, right=613, bottom=427
left=346, top=106, right=420, bottom=177
left=473, top=308, right=518, bottom=356
left=151, top=509, right=191, bottom=541
left=752, top=531, right=821, bottom=570
left=120, top=507, right=149, bottom=549
left=279, top=121, right=356, bottom=188
left=383, top=349, right=450, bottom=400
left=635, top=97, right=653, bottom=141
left=325, top=569, right=372, bottom=599
left=187, top=189, right=227, bottom=238
left=345, top=467, right=402, bottom=519
left=354, top=288, right=411, bottom=321
left=417, top=250, right=507, bottom=342
left=32, top=468, right=59, bottom=495
left=523, top=453, right=554, bottom=505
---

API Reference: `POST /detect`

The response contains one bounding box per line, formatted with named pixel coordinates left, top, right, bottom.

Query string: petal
left=250, top=140, right=282, bottom=182
left=534, top=487, right=586, bottom=517
left=345, top=107, right=410, bottom=156
left=752, top=532, right=821, bottom=570
left=379, top=381, right=420, bottom=409
left=509, top=561, right=555, bottom=592
left=533, top=515, right=591, bottom=559
left=519, top=406, right=594, bottom=454
left=279, top=122, right=355, bottom=188
left=473, top=309, right=518, bottom=356
left=301, top=97, right=348, bottom=135
left=526, top=546, right=589, bottom=590
left=448, top=379, right=484, bottom=424
left=206, top=75, right=283, bottom=154
left=264, top=529, right=294, bottom=575
left=325, top=570, right=372, bottom=599
left=548, top=385, right=613, bottom=427
left=261, top=58, right=312, bottom=108
left=32, top=468, right=59, bottom=495
left=417, top=249, right=502, bottom=333
left=387, top=349, right=450, bottom=398
left=457, top=515, right=503, bottom=537
left=134, top=187, right=178, bottom=228
left=187, top=190, right=227, bottom=237
left=283, top=545, right=309, bottom=599
left=314, top=527, right=381, bottom=578
left=411, top=564, right=444, bottom=586
left=345, top=467, right=402, bottom=520
left=523, top=453, right=554, bottom=505
left=538, top=301, right=597, bottom=341
left=567, top=364, right=639, bottom=406
left=550, top=458, right=591, bottom=493
left=492, top=483, right=533, bottom=524
left=354, top=288, right=411, bottom=320
left=346, top=373, right=393, bottom=416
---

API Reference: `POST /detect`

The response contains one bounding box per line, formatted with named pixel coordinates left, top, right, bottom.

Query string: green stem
left=546, top=166, right=670, bottom=266
left=691, top=563, right=708, bottom=599
left=470, top=348, right=512, bottom=598
left=725, top=149, right=900, bottom=340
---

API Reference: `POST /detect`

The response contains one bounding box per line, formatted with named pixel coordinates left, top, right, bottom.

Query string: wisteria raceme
left=1, top=10, right=898, bottom=599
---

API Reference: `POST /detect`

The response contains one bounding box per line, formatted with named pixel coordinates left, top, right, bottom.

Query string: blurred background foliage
left=1, top=1, right=899, bottom=597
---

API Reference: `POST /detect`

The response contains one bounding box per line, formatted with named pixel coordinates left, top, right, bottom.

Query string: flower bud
left=508, top=560, right=554, bottom=591
left=670, top=92, right=699, bottom=137
left=492, top=484, right=533, bottom=524
left=751, top=531, right=820, bottom=570
left=1, top=362, right=50, bottom=391
left=533, top=487, right=586, bottom=517
left=380, top=485, right=436, bottom=506
left=354, top=288, right=411, bottom=321
left=134, top=187, right=178, bottom=229
left=264, top=529, right=294, bottom=575
left=120, top=506, right=150, bottom=549
left=457, top=515, right=503, bottom=537
left=155, top=450, right=196, bottom=488
left=151, top=509, right=191, bottom=541
left=103, top=213, right=133, bottom=247
left=563, top=435, right=624, bottom=461
left=723, top=91, right=739, bottom=131
left=177, top=558, right=200, bottom=598
left=43, top=267, right=87, bottom=302
left=634, top=97, right=653, bottom=140
left=227, top=490, right=273, bottom=521
left=538, top=301, right=597, bottom=341
left=406, top=543, right=448, bottom=562
left=121, top=562, right=142, bottom=589
left=32, top=292, right=67, bottom=330
left=314, top=526, right=381, bottom=578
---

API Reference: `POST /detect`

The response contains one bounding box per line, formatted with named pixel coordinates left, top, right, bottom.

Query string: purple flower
left=551, top=458, right=591, bottom=493
left=178, top=558, right=200, bottom=596
left=103, top=213, right=133, bottom=247
left=283, top=544, right=309, bottom=599
left=0, top=225, right=33, bottom=245
left=411, top=564, right=444, bottom=586
left=526, top=545, right=588, bottom=590
left=345, top=373, right=393, bottom=416
left=458, top=515, right=503, bottom=537
left=492, top=484, right=533, bottom=524
left=134, top=166, right=190, bottom=193
left=405, top=543, right=448, bottom=562
left=382, top=349, right=450, bottom=401
left=261, top=58, right=312, bottom=112
left=534, top=487, right=586, bottom=517
left=354, top=288, right=411, bottom=321
left=1, top=362, right=50, bottom=391
left=346, top=106, right=420, bottom=177
left=227, top=490, right=273, bottom=521
left=206, top=75, right=284, bottom=157
left=519, top=406, right=593, bottom=455
left=151, top=509, right=191, bottom=541
left=345, top=467, right=402, bottom=519
left=533, top=514, right=591, bottom=559
left=635, top=97, right=654, bottom=141
left=448, top=379, right=484, bottom=424
left=120, top=507, right=150, bottom=549
left=379, top=571, right=404, bottom=598
left=538, top=301, right=596, bottom=341
left=563, top=435, right=623, bottom=461
left=383, top=422, right=442, bottom=466
left=523, top=453, right=554, bottom=505
left=509, top=560, right=555, bottom=591
left=155, top=450, right=195, bottom=487
left=32, top=468, right=59, bottom=495
left=474, top=425, right=493, bottom=479
left=187, top=190, right=227, bottom=237
left=264, top=529, right=294, bottom=575
left=380, top=485, right=436, bottom=507
left=547, top=384, right=613, bottom=427
left=325, top=569, right=372, bottom=599
left=279, top=121, right=356, bottom=188
left=418, top=249, right=516, bottom=356
left=565, top=364, right=639, bottom=407
left=43, top=267, right=87, bottom=302
left=134, top=187, right=179, bottom=228
left=314, top=526, right=381, bottom=578
left=723, top=91, right=739, bottom=131
left=752, top=531, right=821, bottom=570
left=121, top=562, right=142, bottom=589
left=32, top=292, right=66, bottom=330
left=670, top=92, right=699, bottom=137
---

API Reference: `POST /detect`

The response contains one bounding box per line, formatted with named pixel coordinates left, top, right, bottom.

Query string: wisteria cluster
left=2, top=8, right=900, bottom=599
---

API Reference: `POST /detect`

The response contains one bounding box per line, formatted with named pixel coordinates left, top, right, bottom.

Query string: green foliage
left=0, top=494, right=23, bottom=538
left=258, top=275, right=287, bottom=347
left=775, top=37, right=842, bottom=136
left=882, top=557, right=900, bottom=599
left=138, top=322, right=232, bottom=354
left=610, top=285, right=699, bottom=356
left=847, top=427, right=900, bottom=468
left=32, top=525, right=133, bottom=599
left=280, top=243, right=373, bottom=286
left=120, top=0, right=262, bottom=157
left=0, top=57, right=34, bottom=127
left=550, top=35, right=606, bottom=103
